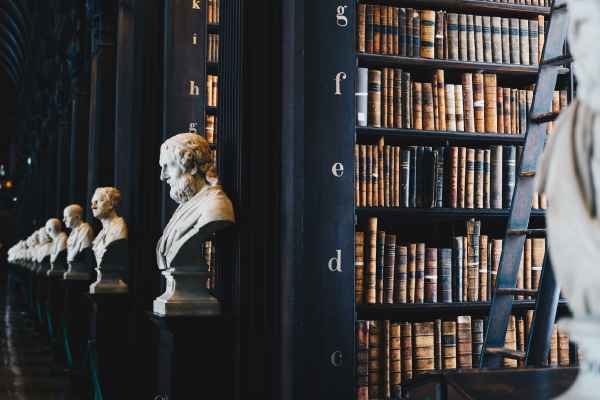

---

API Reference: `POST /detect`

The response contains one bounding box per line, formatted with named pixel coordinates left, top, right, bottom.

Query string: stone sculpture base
left=152, top=269, right=220, bottom=316
left=89, top=270, right=128, bottom=294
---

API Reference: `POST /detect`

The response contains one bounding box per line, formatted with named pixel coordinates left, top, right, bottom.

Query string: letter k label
left=192, top=0, right=200, bottom=9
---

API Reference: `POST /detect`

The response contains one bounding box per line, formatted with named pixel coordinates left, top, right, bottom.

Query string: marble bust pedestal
left=89, top=239, right=128, bottom=294
left=64, top=248, right=96, bottom=281
left=47, top=250, right=68, bottom=278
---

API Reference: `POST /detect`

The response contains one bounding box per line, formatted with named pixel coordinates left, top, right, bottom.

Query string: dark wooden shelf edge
left=206, top=106, right=218, bottom=115
left=356, top=207, right=546, bottom=219
left=207, top=23, right=219, bottom=33
left=357, top=300, right=569, bottom=320
left=357, top=127, right=526, bottom=144
left=357, top=54, right=570, bottom=75
left=359, top=0, right=551, bottom=17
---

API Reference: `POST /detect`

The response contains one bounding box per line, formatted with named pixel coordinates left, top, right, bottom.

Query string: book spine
left=519, top=90, right=527, bottom=134
left=491, top=17, right=502, bottom=63
left=406, top=9, right=414, bottom=57
left=387, top=69, right=394, bottom=128
left=504, top=316, right=518, bottom=367
left=447, top=13, right=459, bottom=60
left=395, top=245, right=408, bottom=303
left=549, top=325, right=559, bottom=367
left=462, top=73, right=474, bottom=133
left=436, top=69, right=447, bottom=131
left=401, top=149, right=410, bottom=207
left=497, top=85, right=505, bottom=133
left=423, top=83, right=435, bottom=130
left=384, top=234, right=396, bottom=304
left=462, top=237, right=469, bottom=302
left=368, top=69, right=382, bottom=128
left=358, top=4, right=366, bottom=52
left=360, top=145, right=367, bottom=207
left=413, top=82, right=423, bottom=130
left=491, top=239, right=502, bottom=288
left=452, top=236, right=464, bottom=302
left=367, top=218, right=378, bottom=304
left=520, top=19, right=530, bottom=65
left=471, top=319, right=484, bottom=367
left=435, top=10, right=445, bottom=59
left=367, top=5, right=374, bottom=53
left=373, top=6, right=381, bottom=54
left=503, top=145, right=516, bottom=208
left=425, top=247, right=438, bottom=303
left=399, top=8, right=407, bottom=56
left=558, top=329, right=570, bottom=367
left=510, top=18, right=520, bottom=64
left=474, top=149, right=484, bottom=209
left=395, top=147, right=401, bottom=207
left=385, top=145, right=391, bottom=207
left=355, top=145, right=360, bottom=207
left=382, top=68, right=389, bottom=129
left=529, top=19, right=539, bottom=65
left=458, top=147, right=467, bottom=208
left=393, top=8, right=400, bottom=56
left=416, top=243, right=425, bottom=304
left=482, top=16, right=492, bottom=63
left=484, top=149, right=491, bottom=208
left=459, top=13, right=468, bottom=61
left=413, top=11, right=421, bottom=58
left=368, top=320, right=381, bottom=398
left=379, top=138, right=385, bottom=207
left=357, top=321, right=370, bottom=400
left=421, top=10, right=435, bottom=59
left=356, top=231, right=365, bottom=305
left=501, top=18, right=510, bottom=64
left=402, top=72, right=411, bottom=128
left=442, top=321, right=457, bottom=369
left=450, top=147, right=459, bottom=208
left=435, top=319, right=442, bottom=370
left=538, top=16, right=545, bottom=64
left=474, top=15, right=484, bottom=62
left=367, top=145, right=373, bottom=206
left=388, top=7, right=395, bottom=56
left=503, top=88, right=512, bottom=134
left=413, top=322, right=435, bottom=375
left=524, top=238, right=532, bottom=298
left=517, top=316, right=526, bottom=367
left=454, top=85, right=464, bottom=132
left=457, top=316, right=473, bottom=368
left=401, top=322, right=413, bottom=382
left=357, top=68, right=368, bottom=127
left=484, top=74, right=497, bottom=133
left=445, top=84, right=456, bottom=131
left=383, top=320, right=391, bottom=399
left=479, top=235, right=488, bottom=301
left=410, top=146, right=417, bottom=207
left=473, top=73, right=485, bottom=133
left=438, top=248, right=452, bottom=303
left=435, top=147, right=445, bottom=208
left=467, top=14, right=476, bottom=62
left=467, top=219, right=480, bottom=301
left=377, top=230, right=386, bottom=303
left=394, top=69, right=402, bottom=128
left=381, top=6, right=388, bottom=55
left=390, top=323, right=402, bottom=398
left=373, top=145, right=378, bottom=207
left=408, top=243, right=416, bottom=303
left=511, top=88, right=518, bottom=134
left=466, top=148, right=475, bottom=209
left=532, top=238, right=545, bottom=290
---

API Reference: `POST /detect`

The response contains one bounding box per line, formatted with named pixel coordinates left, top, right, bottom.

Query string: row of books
left=479, top=0, right=551, bottom=5
left=355, top=218, right=546, bottom=305
left=356, top=315, right=575, bottom=400
left=354, top=142, right=547, bottom=209
left=208, top=33, right=219, bottom=64
left=357, top=5, right=546, bottom=66
left=204, top=240, right=216, bottom=289
left=206, top=114, right=216, bottom=144
left=207, top=74, right=218, bottom=107
left=357, top=68, right=568, bottom=134
left=207, top=0, right=220, bottom=25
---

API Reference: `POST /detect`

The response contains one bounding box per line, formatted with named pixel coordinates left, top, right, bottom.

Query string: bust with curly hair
left=91, top=187, right=128, bottom=267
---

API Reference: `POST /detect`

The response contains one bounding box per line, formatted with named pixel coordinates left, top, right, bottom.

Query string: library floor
left=0, top=273, right=75, bottom=399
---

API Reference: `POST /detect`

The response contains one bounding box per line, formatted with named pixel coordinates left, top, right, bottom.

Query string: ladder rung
left=486, top=347, right=526, bottom=360
left=495, top=288, right=539, bottom=296
left=530, top=112, right=559, bottom=124
left=507, top=228, right=546, bottom=236
left=542, top=55, right=572, bottom=67
left=520, top=170, right=536, bottom=177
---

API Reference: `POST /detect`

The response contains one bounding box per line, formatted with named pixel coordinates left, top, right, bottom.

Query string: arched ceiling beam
left=0, top=38, right=21, bottom=79
left=0, top=9, right=25, bottom=59
left=0, top=24, right=24, bottom=67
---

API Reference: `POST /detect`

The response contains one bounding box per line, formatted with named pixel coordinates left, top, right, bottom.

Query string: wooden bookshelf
left=207, top=23, right=219, bottom=33
left=357, top=207, right=546, bottom=220
left=357, top=127, right=527, bottom=144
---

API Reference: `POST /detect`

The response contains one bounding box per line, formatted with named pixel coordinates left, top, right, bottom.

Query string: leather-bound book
left=385, top=145, right=391, bottom=207
left=442, top=321, right=457, bottom=369
left=435, top=11, right=445, bottom=59
left=459, top=13, right=468, bottom=61
left=516, top=247, right=524, bottom=300
left=377, top=230, right=386, bottom=303
left=479, top=235, right=488, bottom=301
left=382, top=68, right=389, bottom=128
left=524, top=238, right=532, bottom=298
left=462, top=73, right=475, bottom=132
left=532, top=238, right=545, bottom=291
left=447, top=13, right=459, bottom=60
left=368, top=69, right=382, bottom=128
left=436, top=69, right=447, bottom=131
left=503, top=88, right=512, bottom=134
left=357, top=321, right=370, bottom=400
left=383, top=320, right=391, bottom=398
left=356, top=231, right=366, bottom=304
left=423, top=83, right=435, bottom=130
left=549, top=325, right=558, bottom=367
left=355, top=145, right=360, bottom=206
left=519, top=19, right=530, bottom=65
left=462, top=237, right=469, bottom=302
left=503, top=145, right=516, bottom=208
left=395, top=245, right=408, bottom=303
left=474, top=149, right=484, bottom=209
left=435, top=319, right=442, bottom=370
left=381, top=7, right=388, bottom=55
left=406, top=8, right=414, bottom=57
left=560, top=89, right=568, bottom=111
left=454, top=85, right=464, bottom=132
left=388, top=7, right=395, bottom=56
left=511, top=88, right=518, bottom=134
left=471, top=318, right=484, bottom=367
left=379, top=138, right=385, bottom=207
left=416, top=243, right=426, bottom=304
left=373, top=145, right=378, bottom=207
left=474, top=15, right=484, bottom=62
left=452, top=236, right=464, bottom=302
left=529, top=19, right=539, bottom=65
left=558, top=329, right=570, bottom=367
left=387, top=69, right=395, bottom=128
left=457, top=316, right=473, bottom=368
left=484, top=149, right=491, bottom=208
left=360, top=145, right=367, bottom=207
left=473, top=73, right=485, bottom=132
left=394, top=69, right=403, bottom=128
left=367, top=5, right=374, bottom=53
left=510, top=18, right=520, bottom=64
left=391, top=323, right=402, bottom=398
left=425, top=247, right=438, bottom=303
left=449, top=147, right=459, bottom=208
left=537, top=16, right=545, bottom=64
left=445, top=84, right=457, bottom=131
left=358, top=4, right=366, bottom=52
left=484, top=74, right=498, bottom=133
left=501, top=18, right=510, bottom=64
left=466, top=148, right=475, bottom=209
left=504, top=315, right=518, bottom=368
left=482, top=16, right=493, bottom=63
left=416, top=146, right=426, bottom=207
left=401, top=149, right=410, bottom=207
left=395, top=147, right=401, bottom=207
left=374, top=5, right=381, bottom=54
left=413, top=82, right=423, bottom=130
left=491, top=17, right=502, bottom=63
left=491, top=239, right=502, bottom=289
left=458, top=147, right=467, bottom=208
left=435, top=146, right=445, bottom=208
left=412, top=10, right=420, bottom=58
left=467, top=218, right=481, bottom=301
left=384, top=234, right=397, bottom=304
left=357, top=68, right=368, bottom=127
left=367, top=218, right=378, bottom=304
left=402, top=72, right=412, bottom=128
left=438, top=248, right=452, bottom=303
left=497, top=86, right=505, bottom=133
left=467, top=14, right=476, bottom=61
left=413, top=322, right=435, bottom=375
left=421, top=10, right=436, bottom=59
left=369, top=320, right=381, bottom=398
left=367, top=145, right=373, bottom=207
left=399, top=8, right=407, bottom=56
left=392, top=7, right=400, bottom=55
left=401, top=322, right=413, bottom=382
left=408, top=243, right=417, bottom=303
left=517, top=316, right=526, bottom=367
left=409, top=146, right=418, bottom=207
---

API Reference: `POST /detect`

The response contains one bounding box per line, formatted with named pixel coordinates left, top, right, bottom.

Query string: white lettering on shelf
left=328, top=250, right=342, bottom=272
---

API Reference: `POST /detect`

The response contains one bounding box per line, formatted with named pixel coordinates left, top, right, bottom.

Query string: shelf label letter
left=189, top=122, right=198, bottom=133
left=331, top=162, right=344, bottom=177
left=189, top=81, right=200, bottom=96
left=192, top=0, right=201, bottom=10
left=193, top=33, right=199, bottom=45
left=336, top=6, right=349, bottom=27
left=334, top=72, right=347, bottom=95
left=330, top=351, right=343, bottom=367
left=328, top=250, right=342, bottom=272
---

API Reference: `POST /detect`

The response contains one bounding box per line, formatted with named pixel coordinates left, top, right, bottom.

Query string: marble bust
left=35, top=227, right=53, bottom=274
left=153, top=132, right=235, bottom=316
left=24, top=233, right=39, bottom=268
left=63, top=204, right=95, bottom=280
left=45, top=218, right=68, bottom=277
left=89, top=187, right=128, bottom=294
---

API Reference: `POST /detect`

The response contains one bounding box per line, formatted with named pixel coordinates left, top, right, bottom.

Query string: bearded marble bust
left=35, top=227, right=53, bottom=264
left=154, top=132, right=235, bottom=316
left=91, top=187, right=128, bottom=267
left=46, top=218, right=68, bottom=264
left=64, top=204, right=94, bottom=263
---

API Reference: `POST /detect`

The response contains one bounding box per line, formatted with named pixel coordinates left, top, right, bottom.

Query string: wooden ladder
left=480, top=0, right=571, bottom=368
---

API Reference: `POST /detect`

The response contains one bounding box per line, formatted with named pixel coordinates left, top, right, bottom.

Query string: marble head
left=91, top=187, right=121, bottom=219
left=160, top=132, right=212, bottom=204
left=45, top=218, right=63, bottom=239
left=63, top=204, right=84, bottom=229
